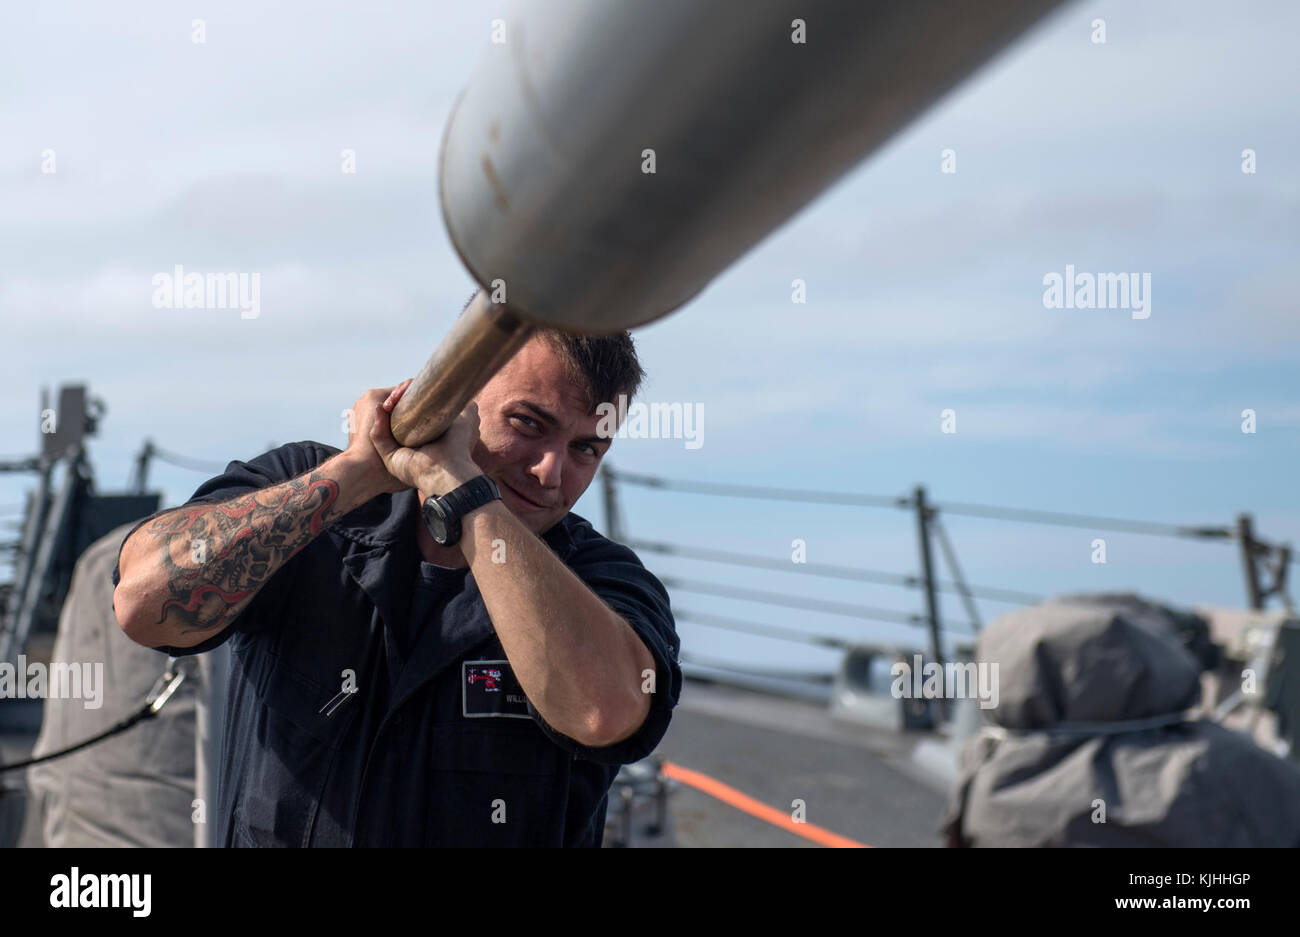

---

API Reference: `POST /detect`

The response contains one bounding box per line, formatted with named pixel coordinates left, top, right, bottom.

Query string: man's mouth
left=499, top=479, right=552, bottom=511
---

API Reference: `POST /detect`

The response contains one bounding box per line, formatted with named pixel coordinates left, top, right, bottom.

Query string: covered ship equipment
left=0, top=520, right=198, bottom=848
left=942, top=593, right=1300, bottom=847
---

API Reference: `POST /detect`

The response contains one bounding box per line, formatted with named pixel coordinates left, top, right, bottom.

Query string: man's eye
left=511, top=415, right=537, bottom=430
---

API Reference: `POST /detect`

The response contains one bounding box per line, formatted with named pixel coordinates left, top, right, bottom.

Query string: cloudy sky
left=3, top=0, right=1296, bottom=674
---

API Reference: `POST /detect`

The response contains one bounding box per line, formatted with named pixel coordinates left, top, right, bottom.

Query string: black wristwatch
left=422, top=476, right=501, bottom=547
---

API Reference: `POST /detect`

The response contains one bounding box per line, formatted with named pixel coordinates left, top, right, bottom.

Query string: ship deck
left=622, top=678, right=950, bottom=847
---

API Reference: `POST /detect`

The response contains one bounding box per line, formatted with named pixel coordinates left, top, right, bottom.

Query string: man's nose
left=529, top=448, right=563, bottom=490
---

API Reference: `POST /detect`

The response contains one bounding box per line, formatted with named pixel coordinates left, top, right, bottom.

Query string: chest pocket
left=420, top=720, right=570, bottom=847
left=389, top=649, right=564, bottom=845
left=232, top=661, right=358, bottom=847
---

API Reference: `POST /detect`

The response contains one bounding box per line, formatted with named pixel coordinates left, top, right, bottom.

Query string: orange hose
left=660, top=760, right=870, bottom=848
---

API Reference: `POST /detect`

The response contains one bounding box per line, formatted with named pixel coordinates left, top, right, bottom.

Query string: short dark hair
left=460, top=292, right=645, bottom=412
left=538, top=329, right=645, bottom=413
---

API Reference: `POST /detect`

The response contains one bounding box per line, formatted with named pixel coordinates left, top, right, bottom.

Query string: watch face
left=429, top=515, right=450, bottom=544
left=424, top=502, right=450, bottom=545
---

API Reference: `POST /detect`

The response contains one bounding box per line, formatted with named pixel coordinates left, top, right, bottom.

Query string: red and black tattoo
left=148, top=470, right=342, bottom=634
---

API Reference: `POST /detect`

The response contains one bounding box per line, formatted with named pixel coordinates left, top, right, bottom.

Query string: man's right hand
left=343, top=381, right=414, bottom=497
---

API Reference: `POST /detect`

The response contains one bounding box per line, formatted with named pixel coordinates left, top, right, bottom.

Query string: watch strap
left=438, top=475, right=501, bottom=523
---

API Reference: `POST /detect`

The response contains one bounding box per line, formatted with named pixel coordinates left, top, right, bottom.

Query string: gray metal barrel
left=440, top=0, right=1067, bottom=333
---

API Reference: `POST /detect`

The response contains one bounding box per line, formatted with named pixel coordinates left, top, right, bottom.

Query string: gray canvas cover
left=942, top=593, right=1300, bottom=847
left=25, top=522, right=197, bottom=847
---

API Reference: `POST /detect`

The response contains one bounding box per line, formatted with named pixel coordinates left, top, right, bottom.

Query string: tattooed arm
left=114, top=452, right=382, bottom=650
left=114, top=386, right=414, bottom=651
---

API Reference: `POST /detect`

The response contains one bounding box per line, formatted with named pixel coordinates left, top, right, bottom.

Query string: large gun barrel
left=394, top=0, right=1069, bottom=445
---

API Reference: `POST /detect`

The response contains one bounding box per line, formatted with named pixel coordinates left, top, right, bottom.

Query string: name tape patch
left=462, top=659, right=532, bottom=719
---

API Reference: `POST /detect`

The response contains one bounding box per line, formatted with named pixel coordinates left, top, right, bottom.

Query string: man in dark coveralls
left=111, top=327, right=681, bottom=846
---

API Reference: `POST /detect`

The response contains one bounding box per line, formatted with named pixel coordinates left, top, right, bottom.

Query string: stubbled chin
left=494, top=476, right=567, bottom=528
left=513, top=508, right=556, bottom=536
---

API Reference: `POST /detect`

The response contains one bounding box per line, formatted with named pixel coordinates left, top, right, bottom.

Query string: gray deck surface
left=652, top=680, right=949, bottom=848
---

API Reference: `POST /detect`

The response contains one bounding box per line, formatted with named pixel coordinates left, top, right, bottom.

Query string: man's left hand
left=369, top=379, right=484, bottom=495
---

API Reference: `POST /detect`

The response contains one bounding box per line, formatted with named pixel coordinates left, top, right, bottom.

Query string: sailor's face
left=469, top=336, right=613, bottom=535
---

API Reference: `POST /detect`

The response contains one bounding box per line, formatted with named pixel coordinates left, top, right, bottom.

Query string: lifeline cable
left=629, top=537, right=1043, bottom=606
left=609, top=468, right=1236, bottom=542
left=660, top=575, right=978, bottom=633
left=148, top=445, right=229, bottom=474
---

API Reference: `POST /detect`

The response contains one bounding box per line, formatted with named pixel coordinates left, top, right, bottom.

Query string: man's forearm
left=114, top=452, right=381, bottom=649
left=460, top=501, right=656, bottom=748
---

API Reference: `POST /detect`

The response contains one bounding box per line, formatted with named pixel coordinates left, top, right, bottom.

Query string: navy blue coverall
left=111, top=441, right=682, bottom=847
